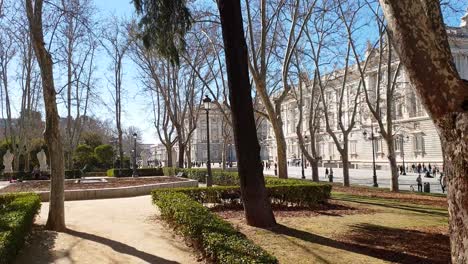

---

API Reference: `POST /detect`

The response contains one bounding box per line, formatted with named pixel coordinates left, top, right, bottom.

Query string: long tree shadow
left=65, top=229, right=181, bottom=264
left=271, top=224, right=444, bottom=264
left=14, top=225, right=58, bottom=264
left=333, top=195, right=448, bottom=217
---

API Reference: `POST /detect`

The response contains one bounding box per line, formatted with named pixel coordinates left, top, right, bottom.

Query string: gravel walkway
left=16, top=195, right=198, bottom=264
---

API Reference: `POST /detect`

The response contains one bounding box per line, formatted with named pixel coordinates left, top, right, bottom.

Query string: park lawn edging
left=152, top=191, right=279, bottom=264
left=0, top=193, right=41, bottom=264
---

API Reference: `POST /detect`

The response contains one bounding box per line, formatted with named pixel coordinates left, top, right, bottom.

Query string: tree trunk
left=177, top=140, right=184, bottom=168
left=26, top=0, right=66, bottom=231
left=385, top=137, right=399, bottom=192
left=221, top=140, right=226, bottom=170
left=271, top=122, right=288, bottom=179
left=217, top=0, right=276, bottom=228
left=165, top=145, right=173, bottom=167
left=439, top=113, right=468, bottom=262
left=341, top=150, right=350, bottom=187
left=186, top=144, right=192, bottom=168
left=378, top=1, right=468, bottom=261
left=311, top=159, right=319, bottom=182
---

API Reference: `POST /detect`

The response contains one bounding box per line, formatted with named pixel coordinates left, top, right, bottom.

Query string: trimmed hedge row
left=156, top=184, right=331, bottom=208
left=152, top=191, right=278, bottom=263
left=162, top=167, right=318, bottom=187
left=1, top=170, right=81, bottom=181
left=106, top=168, right=164, bottom=177
left=0, top=193, right=41, bottom=264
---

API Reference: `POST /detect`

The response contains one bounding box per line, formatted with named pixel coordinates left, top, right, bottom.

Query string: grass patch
left=224, top=191, right=448, bottom=264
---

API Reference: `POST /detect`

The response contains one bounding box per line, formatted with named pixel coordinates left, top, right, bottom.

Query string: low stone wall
left=37, top=178, right=198, bottom=202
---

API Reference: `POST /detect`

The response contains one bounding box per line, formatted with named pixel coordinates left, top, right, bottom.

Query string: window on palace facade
left=328, top=142, right=335, bottom=159
left=350, top=141, right=357, bottom=155
left=394, top=138, right=401, bottom=152
left=375, top=139, right=384, bottom=153
left=414, top=134, right=425, bottom=153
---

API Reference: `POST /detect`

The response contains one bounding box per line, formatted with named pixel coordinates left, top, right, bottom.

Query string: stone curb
left=36, top=178, right=198, bottom=202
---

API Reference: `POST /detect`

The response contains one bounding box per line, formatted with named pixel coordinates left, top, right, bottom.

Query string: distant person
left=274, top=163, right=278, bottom=176
left=416, top=174, right=423, bottom=192
left=325, top=168, right=329, bottom=179
left=440, top=174, right=447, bottom=193
left=329, top=168, right=334, bottom=182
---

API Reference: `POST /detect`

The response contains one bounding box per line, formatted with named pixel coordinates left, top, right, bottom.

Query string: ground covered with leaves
left=217, top=186, right=449, bottom=264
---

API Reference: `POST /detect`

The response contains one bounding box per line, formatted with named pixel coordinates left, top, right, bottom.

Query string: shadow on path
left=271, top=224, right=438, bottom=264
left=65, top=229, right=180, bottom=264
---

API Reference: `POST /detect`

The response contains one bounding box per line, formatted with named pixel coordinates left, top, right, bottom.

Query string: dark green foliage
left=0, top=193, right=41, bottom=264
left=162, top=167, right=318, bottom=187
left=73, top=144, right=95, bottom=169
left=154, top=184, right=331, bottom=208
left=80, top=132, right=104, bottom=150
left=152, top=191, right=278, bottom=263
left=94, top=144, right=114, bottom=168
left=133, top=0, right=192, bottom=65
left=106, top=168, right=164, bottom=177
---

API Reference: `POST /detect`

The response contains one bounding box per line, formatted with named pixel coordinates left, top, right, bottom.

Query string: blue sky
left=22, top=0, right=465, bottom=145
left=89, top=0, right=466, bottom=145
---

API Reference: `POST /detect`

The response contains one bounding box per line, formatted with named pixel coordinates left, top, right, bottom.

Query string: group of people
left=414, top=172, right=447, bottom=193
left=325, top=167, right=334, bottom=182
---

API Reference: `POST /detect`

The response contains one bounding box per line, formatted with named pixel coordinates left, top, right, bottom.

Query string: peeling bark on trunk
left=379, top=1, right=468, bottom=261
left=26, top=0, right=66, bottom=231
left=166, top=145, right=173, bottom=168
left=218, top=0, right=276, bottom=228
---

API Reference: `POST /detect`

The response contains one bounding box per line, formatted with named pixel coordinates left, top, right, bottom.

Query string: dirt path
left=16, top=196, right=198, bottom=264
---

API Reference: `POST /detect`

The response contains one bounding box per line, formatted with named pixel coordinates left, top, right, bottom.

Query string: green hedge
left=106, top=168, right=164, bottom=177
left=1, top=170, right=81, bottom=181
left=152, top=191, right=278, bottom=263
left=162, top=167, right=319, bottom=187
left=0, top=193, right=41, bottom=264
left=155, top=183, right=331, bottom=208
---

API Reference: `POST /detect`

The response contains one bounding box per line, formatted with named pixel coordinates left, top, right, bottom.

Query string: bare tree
left=100, top=16, right=131, bottom=170
left=56, top=0, right=96, bottom=169
left=379, top=1, right=468, bottom=261
left=26, top=0, right=66, bottom=231
left=244, top=0, right=314, bottom=179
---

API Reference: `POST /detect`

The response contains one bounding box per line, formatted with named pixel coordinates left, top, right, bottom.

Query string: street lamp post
left=363, top=123, right=378, bottom=187
left=132, top=132, right=139, bottom=177
left=203, top=95, right=213, bottom=187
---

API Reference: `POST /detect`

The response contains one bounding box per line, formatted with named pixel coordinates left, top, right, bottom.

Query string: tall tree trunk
left=385, top=137, right=399, bottom=192
left=26, top=0, right=66, bottom=231
left=177, top=140, right=184, bottom=168
left=186, top=144, right=192, bottom=168
left=272, top=123, right=288, bottom=179
left=311, top=159, right=319, bottom=182
left=221, top=140, right=226, bottom=170
left=379, top=1, right=468, bottom=261
left=217, top=0, right=276, bottom=228
left=165, top=145, right=173, bottom=167
left=341, top=153, right=350, bottom=187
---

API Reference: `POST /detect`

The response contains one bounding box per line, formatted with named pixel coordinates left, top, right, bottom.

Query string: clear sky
left=15, top=0, right=463, bottom=146
left=91, top=0, right=467, bottom=145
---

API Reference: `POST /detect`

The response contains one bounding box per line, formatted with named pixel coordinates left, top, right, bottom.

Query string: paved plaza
left=264, top=166, right=445, bottom=194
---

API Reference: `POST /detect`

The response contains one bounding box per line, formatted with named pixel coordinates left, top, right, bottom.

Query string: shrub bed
left=152, top=191, right=278, bottom=263
left=0, top=193, right=41, bottom=264
left=155, top=183, right=331, bottom=208
left=106, top=168, right=164, bottom=177
left=162, top=167, right=318, bottom=187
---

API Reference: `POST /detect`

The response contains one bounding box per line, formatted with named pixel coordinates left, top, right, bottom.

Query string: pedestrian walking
left=329, top=168, right=334, bottom=182
left=325, top=168, right=329, bottom=179
left=417, top=174, right=423, bottom=192
left=440, top=174, right=447, bottom=193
